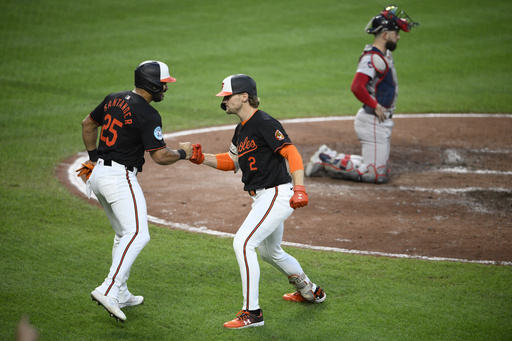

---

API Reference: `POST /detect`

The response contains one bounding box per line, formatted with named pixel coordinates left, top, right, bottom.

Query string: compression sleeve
left=278, top=144, right=304, bottom=173
left=351, top=72, right=378, bottom=108
left=215, top=152, right=235, bottom=171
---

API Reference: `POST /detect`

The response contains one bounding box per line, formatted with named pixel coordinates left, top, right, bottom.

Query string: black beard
left=152, top=92, right=165, bottom=102
left=386, top=40, right=397, bottom=51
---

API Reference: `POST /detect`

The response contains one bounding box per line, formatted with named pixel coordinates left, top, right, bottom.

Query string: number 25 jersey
left=89, top=91, right=167, bottom=171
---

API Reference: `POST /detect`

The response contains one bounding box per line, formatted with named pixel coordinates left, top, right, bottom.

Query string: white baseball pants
left=89, top=159, right=150, bottom=301
left=233, top=183, right=312, bottom=311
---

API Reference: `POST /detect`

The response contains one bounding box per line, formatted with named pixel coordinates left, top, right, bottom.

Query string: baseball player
left=305, top=5, right=419, bottom=184
left=189, top=74, right=326, bottom=329
left=77, top=60, right=192, bottom=322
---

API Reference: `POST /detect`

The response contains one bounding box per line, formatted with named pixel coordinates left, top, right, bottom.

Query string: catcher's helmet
left=216, top=74, right=257, bottom=97
left=365, top=5, right=419, bottom=34
left=134, top=60, right=176, bottom=96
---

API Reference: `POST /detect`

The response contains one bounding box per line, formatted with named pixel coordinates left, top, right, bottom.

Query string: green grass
left=1, top=0, right=511, bottom=340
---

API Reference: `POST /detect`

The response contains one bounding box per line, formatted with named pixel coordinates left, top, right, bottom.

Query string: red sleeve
left=350, top=73, right=378, bottom=109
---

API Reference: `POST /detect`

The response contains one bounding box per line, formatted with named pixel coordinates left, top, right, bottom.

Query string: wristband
left=87, top=149, right=98, bottom=162
left=178, top=149, right=186, bottom=160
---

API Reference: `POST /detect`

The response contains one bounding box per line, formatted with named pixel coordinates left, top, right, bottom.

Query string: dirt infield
left=60, top=114, right=512, bottom=264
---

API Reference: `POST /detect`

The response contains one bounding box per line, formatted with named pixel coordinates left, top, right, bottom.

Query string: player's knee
left=233, top=234, right=252, bottom=256
left=232, top=236, right=241, bottom=253
left=138, top=233, right=150, bottom=247
left=258, top=247, right=285, bottom=264
left=233, top=233, right=244, bottom=249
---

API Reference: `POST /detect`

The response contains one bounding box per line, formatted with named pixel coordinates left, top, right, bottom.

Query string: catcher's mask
left=134, top=61, right=176, bottom=101
left=365, top=5, right=419, bottom=34
left=216, top=74, right=257, bottom=110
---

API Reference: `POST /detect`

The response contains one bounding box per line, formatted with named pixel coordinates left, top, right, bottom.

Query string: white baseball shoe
left=305, top=145, right=332, bottom=177
left=91, top=290, right=126, bottom=322
left=119, top=294, right=144, bottom=308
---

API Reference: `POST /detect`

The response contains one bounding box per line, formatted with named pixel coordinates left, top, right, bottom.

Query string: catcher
left=306, top=5, right=419, bottom=183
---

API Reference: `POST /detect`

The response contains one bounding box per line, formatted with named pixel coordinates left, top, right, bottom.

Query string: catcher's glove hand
left=190, top=143, right=205, bottom=164
left=76, top=163, right=94, bottom=179
left=290, top=185, right=308, bottom=209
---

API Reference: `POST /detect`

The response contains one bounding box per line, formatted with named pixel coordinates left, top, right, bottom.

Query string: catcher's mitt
left=76, top=163, right=94, bottom=179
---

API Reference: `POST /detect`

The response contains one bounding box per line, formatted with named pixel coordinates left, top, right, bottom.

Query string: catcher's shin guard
left=361, top=164, right=389, bottom=184
left=288, top=273, right=315, bottom=301
left=325, top=158, right=365, bottom=181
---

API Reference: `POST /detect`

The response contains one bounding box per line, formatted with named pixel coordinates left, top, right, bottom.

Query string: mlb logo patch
left=154, top=126, right=163, bottom=140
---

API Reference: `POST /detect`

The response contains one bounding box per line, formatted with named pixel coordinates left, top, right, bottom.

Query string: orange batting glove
left=190, top=143, right=205, bottom=164
left=290, top=185, right=308, bottom=209
left=76, top=163, right=94, bottom=179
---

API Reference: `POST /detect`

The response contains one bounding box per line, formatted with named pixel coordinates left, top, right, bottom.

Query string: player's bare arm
left=200, top=153, right=217, bottom=168
left=290, top=169, right=305, bottom=187
left=150, top=142, right=192, bottom=165
left=81, top=115, right=99, bottom=165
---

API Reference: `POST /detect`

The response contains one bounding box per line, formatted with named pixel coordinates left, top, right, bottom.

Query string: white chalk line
left=67, top=113, right=512, bottom=266
left=163, top=113, right=512, bottom=139
left=440, top=167, right=512, bottom=175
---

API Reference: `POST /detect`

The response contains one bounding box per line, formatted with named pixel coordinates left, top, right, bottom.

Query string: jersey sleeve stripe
left=89, top=113, right=101, bottom=126
left=274, top=142, right=292, bottom=153
left=146, top=145, right=167, bottom=152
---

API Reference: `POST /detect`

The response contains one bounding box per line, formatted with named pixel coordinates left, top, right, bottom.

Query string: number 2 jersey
left=231, top=110, right=293, bottom=191
left=89, top=91, right=167, bottom=171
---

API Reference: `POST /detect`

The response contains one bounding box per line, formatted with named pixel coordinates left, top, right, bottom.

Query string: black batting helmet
left=134, top=60, right=176, bottom=96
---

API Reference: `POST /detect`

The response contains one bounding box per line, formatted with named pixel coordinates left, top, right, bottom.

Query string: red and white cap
left=216, top=74, right=257, bottom=97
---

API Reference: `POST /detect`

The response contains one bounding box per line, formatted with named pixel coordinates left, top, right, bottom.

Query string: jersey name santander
left=357, top=45, right=399, bottom=110
left=231, top=110, right=292, bottom=191
left=89, top=91, right=166, bottom=171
